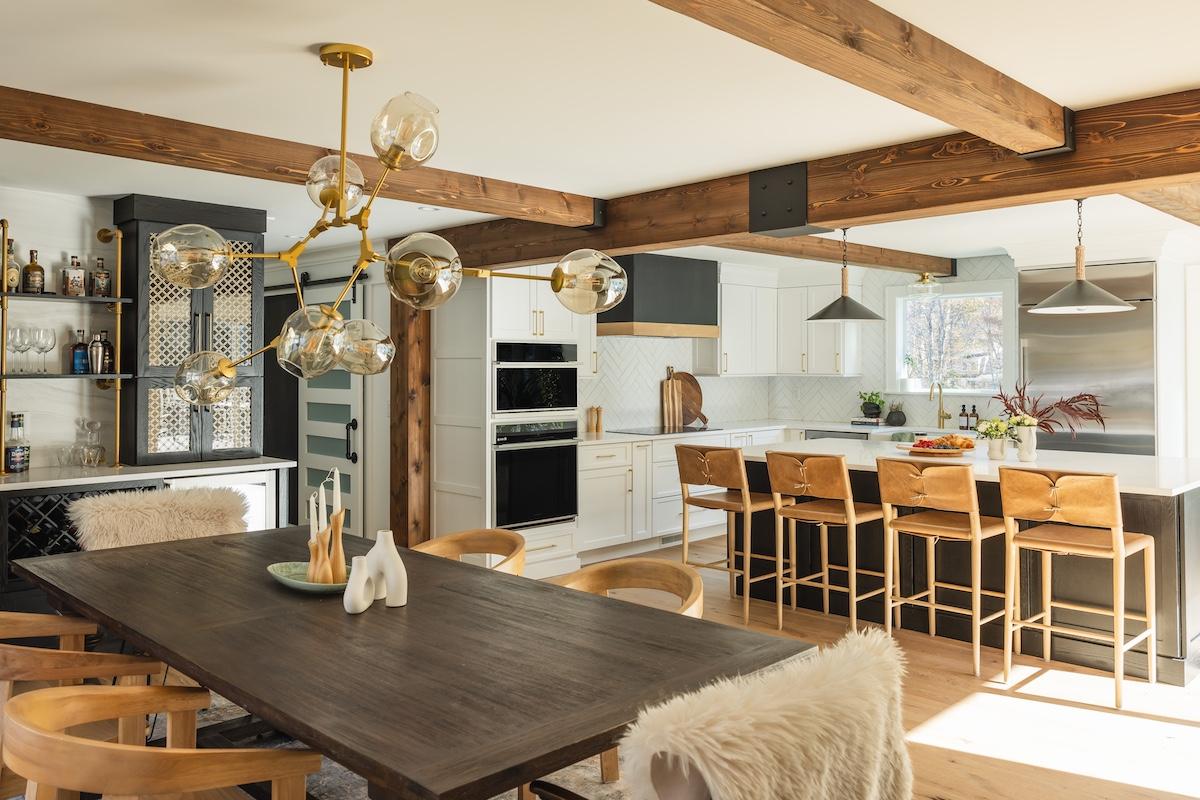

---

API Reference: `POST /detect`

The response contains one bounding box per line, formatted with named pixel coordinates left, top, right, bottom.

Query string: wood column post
left=389, top=296, right=431, bottom=546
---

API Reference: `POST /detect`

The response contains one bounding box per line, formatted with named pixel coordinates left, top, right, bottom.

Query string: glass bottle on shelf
left=99, top=330, right=114, bottom=374
left=21, top=249, right=44, bottom=294
left=91, top=257, right=111, bottom=297
left=4, top=412, right=29, bottom=473
left=3, top=241, right=19, bottom=293
left=69, top=329, right=89, bottom=375
left=87, top=332, right=104, bottom=374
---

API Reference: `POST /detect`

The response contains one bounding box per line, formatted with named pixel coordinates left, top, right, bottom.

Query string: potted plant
left=885, top=400, right=906, bottom=426
left=974, top=417, right=1011, bottom=461
left=859, top=390, right=884, bottom=419
left=993, top=382, right=1107, bottom=463
left=1008, top=414, right=1040, bottom=462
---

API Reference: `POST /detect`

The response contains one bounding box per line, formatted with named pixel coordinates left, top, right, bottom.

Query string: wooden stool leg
left=272, top=774, right=306, bottom=800
left=116, top=674, right=147, bottom=745
left=680, top=501, right=690, bottom=566
left=1003, top=541, right=1017, bottom=683
left=883, top=522, right=894, bottom=636
left=1042, top=551, right=1053, bottom=661
left=892, top=531, right=902, bottom=629
left=774, top=514, right=785, bottom=631
left=742, top=511, right=752, bottom=625
left=1113, top=554, right=1126, bottom=709
left=819, top=523, right=830, bottom=615
left=519, top=784, right=535, bottom=800
left=971, top=537, right=982, bottom=677
left=24, top=782, right=63, bottom=800
left=847, top=522, right=858, bottom=631
left=1145, top=541, right=1157, bottom=684
left=789, top=519, right=798, bottom=610
left=59, top=633, right=86, bottom=687
left=600, top=747, right=620, bottom=783
left=926, top=537, right=937, bottom=637
left=726, top=511, right=736, bottom=599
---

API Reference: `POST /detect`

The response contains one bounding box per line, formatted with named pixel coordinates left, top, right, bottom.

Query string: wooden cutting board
left=675, top=371, right=708, bottom=427
left=661, top=367, right=682, bottom=429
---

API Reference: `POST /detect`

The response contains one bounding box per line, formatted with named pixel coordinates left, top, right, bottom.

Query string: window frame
left=883, top=278, right=1018, bottom=396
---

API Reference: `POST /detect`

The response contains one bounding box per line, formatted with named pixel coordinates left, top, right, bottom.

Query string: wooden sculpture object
left=306, top=468, right=348, bottom=584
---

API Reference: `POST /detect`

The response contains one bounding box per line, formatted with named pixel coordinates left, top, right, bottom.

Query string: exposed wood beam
left=807, top=88, right=1200, bottom=228
left=1123, top=183, right=1200, bottom=226
left=390, top=288, right=432, bottom=547
left=0, top=85, right=598, bottom=227
left=717, top=232, right=953, bottom=275
left=649, top=0, right=1066, bottom=155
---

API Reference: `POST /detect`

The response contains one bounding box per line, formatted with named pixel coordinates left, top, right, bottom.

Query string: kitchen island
left=734, top=439, right=1200, bottom=685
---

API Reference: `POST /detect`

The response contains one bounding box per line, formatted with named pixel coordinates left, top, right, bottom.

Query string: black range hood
left=596, top=253, right=718, bottom=338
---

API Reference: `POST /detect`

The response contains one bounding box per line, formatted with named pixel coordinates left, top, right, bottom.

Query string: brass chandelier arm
left=224, top=337, right=280, bottom=371
left=338, top=57, right=351, bottom=221
left=463, top=267, right=565, bottom=293
left=330, top=224, right=384, bottom=311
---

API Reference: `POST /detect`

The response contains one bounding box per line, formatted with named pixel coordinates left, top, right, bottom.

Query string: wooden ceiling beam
left=717, top=233, right=953, bottom=275
left=807, top=88, right=1200, bottom=228
left=648, top=0, right=1067, bottom=155
left=0, top=85, right=599, bottom=227
left=1123, top=183, right=1200, bottom=226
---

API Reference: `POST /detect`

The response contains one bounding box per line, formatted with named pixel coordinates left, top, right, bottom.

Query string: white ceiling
left=1, top=2, right=1198, bottom=255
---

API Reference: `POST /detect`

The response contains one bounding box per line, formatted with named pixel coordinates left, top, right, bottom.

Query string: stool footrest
left=1048, top=599, right=1148, bottom=622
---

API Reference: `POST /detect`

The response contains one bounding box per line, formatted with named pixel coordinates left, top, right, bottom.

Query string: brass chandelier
left=159, top=43, right=627, bottom=407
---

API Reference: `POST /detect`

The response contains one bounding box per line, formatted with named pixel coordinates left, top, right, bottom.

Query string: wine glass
left=34, top=328, right=54, bottom=374
left=4, top=328, right=15, bottom=376
left=12, top=328, right=30, bottom=374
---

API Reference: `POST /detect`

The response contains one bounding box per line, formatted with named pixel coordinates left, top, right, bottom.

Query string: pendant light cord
left=1074, top=199, right=1086, bottom=279
left=840, top=227, right=849, bottom=296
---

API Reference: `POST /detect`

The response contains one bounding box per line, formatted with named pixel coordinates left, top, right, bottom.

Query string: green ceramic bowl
left=267, top=561, right=350, bottom=594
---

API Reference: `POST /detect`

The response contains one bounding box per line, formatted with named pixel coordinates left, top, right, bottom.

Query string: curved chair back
left=998, top=467, right=1122, bottom=529
left=765, top=452, right=853, bottom=501
left=412, top=528, right=527, bottom=575
left=675, top=445, right=748, bottom=492
left=549, top=558, right=703, bottom=618
left=876, top=458, right=979, bottom=514
left=4, top=685, right=320, bottom=797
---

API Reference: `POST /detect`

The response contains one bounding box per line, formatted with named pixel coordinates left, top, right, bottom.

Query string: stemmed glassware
left=4, top=328, right=14, bottom=375
left=33, top=328, right=55, bottom=374
left=11, top=328, right=30, bottom=374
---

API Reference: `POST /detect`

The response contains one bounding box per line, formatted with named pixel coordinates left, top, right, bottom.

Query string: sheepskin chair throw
left=69, top=488, right=248, bottom=550
left=621, top=629, right=912, bottom=800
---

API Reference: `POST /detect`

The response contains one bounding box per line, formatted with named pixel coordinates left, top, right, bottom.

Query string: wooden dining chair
left=412, top=528, right=527, bottom=575
left=537, top=559, right=704, bottom=793
left=998, top=467, right=1156, bottom=708
left=0, top=612, right=165, bottom=797
left=877, top=458, right=1007, bottom=676
left=3, top=684, right=322, bottom=800
left=675, top=444, right=791, bottom=624
left=765, top=451, right=885, bottom=631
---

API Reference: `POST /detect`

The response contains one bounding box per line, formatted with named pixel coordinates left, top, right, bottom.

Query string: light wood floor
left=611, top=539, right=1200, bottom=800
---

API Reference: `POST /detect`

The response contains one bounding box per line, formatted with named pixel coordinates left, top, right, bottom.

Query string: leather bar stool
left=675, top=444, right=792, bottom=625
left=998, top=467, right=1155, bottom=708
left=877, top=458, right=1007, bottom=676
left=765, top=451, right=885, bottom=631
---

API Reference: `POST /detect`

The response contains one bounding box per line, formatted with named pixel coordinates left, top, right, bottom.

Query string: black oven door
left=494, top=366, right=578, bottom=413
left=494, top=442, right=578, bottom=528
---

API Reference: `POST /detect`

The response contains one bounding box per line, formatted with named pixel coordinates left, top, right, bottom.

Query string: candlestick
left=332, top=467, right=342, bottom=513
left=308, top=493, right=318, bottom=540
left=319, top=483, right=328, bottom=529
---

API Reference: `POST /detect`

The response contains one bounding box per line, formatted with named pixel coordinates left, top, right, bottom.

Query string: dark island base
left=735, top=461, right=1200, bottom=687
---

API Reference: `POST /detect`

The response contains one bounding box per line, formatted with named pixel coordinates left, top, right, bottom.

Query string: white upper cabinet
left=804, top=284, right=863, bottom=377
left=777, top=286, right=809, bottom=374
left=578, top=313, right=599, bottom=379
left=695, top=271, right=778, bottom=377
left=753, top=286, right=777, bottom=374
left=533, top=263, right=578, bottom=339
left=488, top=264, right=579, bottom=341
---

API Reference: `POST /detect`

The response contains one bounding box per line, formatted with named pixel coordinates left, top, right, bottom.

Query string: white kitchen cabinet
left=753, top=286, right=777, bottom=374
left=578, top=313, right=599, bottom=379
left=777, top=286, right=809, bottom=374
left=804, top=283, right=864, bottom=377
left=533, top=263, right=578, bottom=339
left=631, top=442, right=652, bottom=541
left=165, top=469, right=277, bottom=531
left=576, top=464, right=632, bottom=551
left=488, top=264, right=578, bottom=341
left=695, top=282, right=777, bottom=376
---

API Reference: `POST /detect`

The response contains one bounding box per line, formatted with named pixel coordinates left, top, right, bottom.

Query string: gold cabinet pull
left=527, top=543, right=556, bottom=554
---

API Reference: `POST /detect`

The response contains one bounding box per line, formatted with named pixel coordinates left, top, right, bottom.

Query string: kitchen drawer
left=522, top=529, right=576, bottom=564
left=578, top=442, right=631, bottom=470
left=653, top=496, right=725, bottom=537
left=751, top=428, right=785, bottom=445
left=652, top=460, right=724, bottom=500
left=652, top=433, right=730, bottom=463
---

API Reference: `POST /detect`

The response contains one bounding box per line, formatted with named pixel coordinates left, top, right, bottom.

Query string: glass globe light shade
left=339, top=318, right=396, bottom=375
left=370, top=92, right=440, bottom=170
left=174, top=350, right=237, bottom=406
left=551, top=249, right=627, bottom=314
left=908, top=272, right=941, bottom=297
left=385, top=232, right=462, bottom=310
left=276, top=305, right=347, bottom=379
left=305, top=154, right=365, bottom=211
left=150, top=224, right=233, bottom=289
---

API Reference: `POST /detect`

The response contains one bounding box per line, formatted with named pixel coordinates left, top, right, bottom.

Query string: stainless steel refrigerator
left=1018, top=261, right=1155, bottom=455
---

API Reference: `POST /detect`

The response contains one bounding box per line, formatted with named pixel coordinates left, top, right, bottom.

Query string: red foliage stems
left=993, top=381, right=1106, bottom=436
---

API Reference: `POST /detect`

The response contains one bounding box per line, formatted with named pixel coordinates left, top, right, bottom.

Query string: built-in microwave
left=493, top=342, right=578, bottom=414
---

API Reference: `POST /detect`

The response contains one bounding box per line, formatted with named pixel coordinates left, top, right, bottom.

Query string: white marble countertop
left=739, top=438, right=1200, bottom=497
left=0, top=457, right=296, bottom=493
left=579, top=418, right=970, bottom=444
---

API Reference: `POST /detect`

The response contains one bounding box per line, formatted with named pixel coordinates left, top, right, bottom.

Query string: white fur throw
left=621, top=629, right=912, bottom=800
left=69, top=488, right=248, bottom=550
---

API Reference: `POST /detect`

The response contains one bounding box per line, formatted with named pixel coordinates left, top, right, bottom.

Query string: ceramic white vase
left=343, top=529, right=409, bottom=614
left=1014, top=427, right=1037, bottom=462
left=987, top=438, right=1006, bottom=460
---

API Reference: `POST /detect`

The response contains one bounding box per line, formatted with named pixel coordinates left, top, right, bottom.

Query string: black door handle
left=345, top=418, right=359, bottom=464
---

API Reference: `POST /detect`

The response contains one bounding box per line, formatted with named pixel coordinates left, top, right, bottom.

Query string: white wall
left=0, top=186, right=119, bottom=467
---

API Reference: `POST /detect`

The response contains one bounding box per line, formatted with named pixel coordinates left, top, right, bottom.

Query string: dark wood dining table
left=15, top=527, right=811, bottom=800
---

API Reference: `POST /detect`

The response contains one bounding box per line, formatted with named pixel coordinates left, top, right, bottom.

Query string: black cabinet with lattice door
left=114, top=195, right=266, bottom=464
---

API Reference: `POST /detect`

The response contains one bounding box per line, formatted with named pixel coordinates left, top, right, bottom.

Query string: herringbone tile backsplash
left=578, top=255, right=1017, bottom=430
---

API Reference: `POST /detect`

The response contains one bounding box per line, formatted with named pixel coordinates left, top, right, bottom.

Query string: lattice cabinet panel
left=146, top=231, right=195, bottom=369
left=211, top=240, right=255, bottom=363
left=211, top=385, right=253, bottom=451
left=146, top=383, right=195, bottom=454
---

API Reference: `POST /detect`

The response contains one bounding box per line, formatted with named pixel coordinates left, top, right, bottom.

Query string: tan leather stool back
left=877, top=458, right=979, bottom=513
left=998, top=468, right=1122, bottom=530
left=675, top=445, right=748, bottom=492
left=765, top=452, right=852, bottom=501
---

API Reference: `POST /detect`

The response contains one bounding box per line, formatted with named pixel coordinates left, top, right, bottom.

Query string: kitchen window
left=884, top=279, right=1017, bottom=394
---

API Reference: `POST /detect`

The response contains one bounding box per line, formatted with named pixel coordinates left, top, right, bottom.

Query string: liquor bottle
left=87, top=332, right=104, bottom=374
left=91, top=257, right=111, bottom=297
left=70, top=329, right=89, bottom=375
left=3, top=241, right=19, bottom=292
left=99, top=330, right=114, bottom=373
left=958, top=404, right=969, bottom=430
left=21, top=249, right=44, bottom=294
left=4, top=412, right=29, bottom=473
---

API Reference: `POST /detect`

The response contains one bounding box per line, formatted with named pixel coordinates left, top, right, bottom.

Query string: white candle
left=308, top=494, right=318, bottom=540
left=332, top=468, right=342, bottom=513
left=318, top=483, right=328, bottom=529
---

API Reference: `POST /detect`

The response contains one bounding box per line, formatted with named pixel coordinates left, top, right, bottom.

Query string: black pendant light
left=808, top=228, right=883, bottom=322
left=1029, top=199, right=1134, bottom=315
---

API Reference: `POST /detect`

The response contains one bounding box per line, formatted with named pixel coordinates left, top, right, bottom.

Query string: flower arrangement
left=1008, top=413, right=1039, bottom=428
left=993, top=381, right=1105, bottom=436
left=975, top=417, right=1012, bottom=439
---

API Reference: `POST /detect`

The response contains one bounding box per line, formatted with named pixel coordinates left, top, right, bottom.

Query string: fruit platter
left=896, top=434, right=975, bottom=457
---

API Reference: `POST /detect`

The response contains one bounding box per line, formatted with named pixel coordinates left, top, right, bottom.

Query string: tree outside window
left=896, top=292, right=1004, bottom=392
